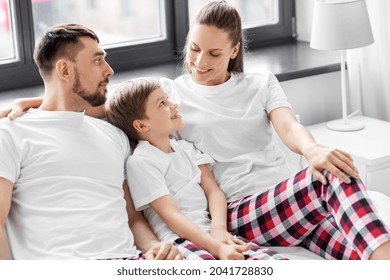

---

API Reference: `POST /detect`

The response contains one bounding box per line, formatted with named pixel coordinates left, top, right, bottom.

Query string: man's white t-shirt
left=0, top=109, right=138, bottom=259
left=160, top=72, right=294, bottom=202
left=127, top=139, right=214, bottom=242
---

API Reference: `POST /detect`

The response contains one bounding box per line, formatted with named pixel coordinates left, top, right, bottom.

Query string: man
left=0, top=23, right=181, bottom=260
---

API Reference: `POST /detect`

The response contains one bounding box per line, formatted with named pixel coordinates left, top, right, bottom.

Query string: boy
left=105, top=77, right=286, bottom=260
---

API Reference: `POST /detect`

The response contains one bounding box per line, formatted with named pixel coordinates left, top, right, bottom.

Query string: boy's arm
left=122, top=181, right=182, bottom=260
left=150, top=194, right=249, bottom=260
left=0, top=178, right=13, bottom=259
left=198, top=164, right=245, bottom=246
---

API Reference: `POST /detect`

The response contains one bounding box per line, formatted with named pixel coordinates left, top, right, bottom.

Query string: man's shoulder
left=87, top=116, right=130, bottom=146
left=0, top=115, right=27, bottom=134
left=0, top=117, right=12, bottom=126
left=0, top=118, right=14, bottom=140
left=87, top=116, right=125, bottom=134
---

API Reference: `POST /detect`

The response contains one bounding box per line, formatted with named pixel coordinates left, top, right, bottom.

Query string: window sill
left=0, top=41, right=340, bottom=103
left=246, top=40, right=340, bottom=82
left=109, top=40, right=341, bottom=84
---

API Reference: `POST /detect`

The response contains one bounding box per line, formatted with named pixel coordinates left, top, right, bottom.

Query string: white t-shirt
left=0, top=109, right=138, bottom=259
left=160, top=72, right=294, bottom=202
left=127, top=139, right=214, bottom=242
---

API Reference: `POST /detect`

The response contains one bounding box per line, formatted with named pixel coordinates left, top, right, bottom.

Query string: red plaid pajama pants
left=173, top=237, right=288, bottom=260
left=226, top=167, right=390, bottom=260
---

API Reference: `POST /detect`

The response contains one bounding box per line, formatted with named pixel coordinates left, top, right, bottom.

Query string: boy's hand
left=144, top=241, right=183, bottom=260
left=211, top=227, right=246, bottom=246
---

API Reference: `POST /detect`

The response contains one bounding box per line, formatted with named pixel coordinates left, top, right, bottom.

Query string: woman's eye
left=210, top=53, right=221, bottom=57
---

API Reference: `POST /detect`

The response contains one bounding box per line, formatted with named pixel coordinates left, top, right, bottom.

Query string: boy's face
left=142, top=88, right=184, bottom=137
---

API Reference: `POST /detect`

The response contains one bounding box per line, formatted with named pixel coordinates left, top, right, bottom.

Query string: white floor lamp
left=310, top=0, right=374, bottom=131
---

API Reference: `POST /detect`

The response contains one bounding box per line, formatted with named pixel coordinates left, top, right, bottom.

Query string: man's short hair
left=33, top=23, right=99, bottom=77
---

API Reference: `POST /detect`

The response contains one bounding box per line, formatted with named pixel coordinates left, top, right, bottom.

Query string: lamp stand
left=327, top=50, right=364, bottom=132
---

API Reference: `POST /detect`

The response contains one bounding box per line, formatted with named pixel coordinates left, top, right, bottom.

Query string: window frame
left=174, top=0, right=295, bottom=51
left=0, top=0, right=295, bottom=92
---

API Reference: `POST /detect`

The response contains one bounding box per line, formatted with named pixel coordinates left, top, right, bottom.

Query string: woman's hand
left=0, top=100, right=24, bottom=120
left=0, top=97, right=42, bottom=120
left=269, top=108, right=360, bottom=185
left=303, top=143, right=360, bottom=185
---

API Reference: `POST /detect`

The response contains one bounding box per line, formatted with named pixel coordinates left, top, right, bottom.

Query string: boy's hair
left=34, top=23, right=99, bottom=78
left=105, top=77, right=161, bottom=143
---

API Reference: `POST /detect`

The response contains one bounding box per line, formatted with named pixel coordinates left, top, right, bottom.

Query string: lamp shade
left=310, top=0, right=374, bottom=50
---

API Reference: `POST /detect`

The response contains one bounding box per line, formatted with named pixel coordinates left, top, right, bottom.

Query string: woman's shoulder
left=233, top=71, right=276, bottom=81
left=230, top=71, right=278, bottom=88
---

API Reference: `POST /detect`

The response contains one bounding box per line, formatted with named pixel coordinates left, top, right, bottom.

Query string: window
left=0, top=0, right=17, bottom=63
left=188, top=0, right=279, bottom=29
left=0, top=0, right=294, bottom=91
left=31, top=0, right=166, bottom=48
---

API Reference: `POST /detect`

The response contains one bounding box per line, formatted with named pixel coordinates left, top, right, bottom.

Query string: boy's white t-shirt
left=160, top=72, right=294, bottom=202
left=0, top=109, right=138, bottom=259
left=127, top=139, right=214, bottom=243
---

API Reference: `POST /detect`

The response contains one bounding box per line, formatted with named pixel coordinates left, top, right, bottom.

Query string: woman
left=156, top=0, right=390, bottom=260
left=2, top=0, right=390, bottom=259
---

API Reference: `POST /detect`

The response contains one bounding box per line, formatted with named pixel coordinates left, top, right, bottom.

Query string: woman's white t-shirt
left=160, top=72, right=294, bottom=202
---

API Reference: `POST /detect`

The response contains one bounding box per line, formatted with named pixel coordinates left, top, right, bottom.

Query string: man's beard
left=72, top=68, right=107, bottom=107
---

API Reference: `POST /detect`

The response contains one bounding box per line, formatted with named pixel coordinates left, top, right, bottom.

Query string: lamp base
left=327, top=119, right=365, bottom=132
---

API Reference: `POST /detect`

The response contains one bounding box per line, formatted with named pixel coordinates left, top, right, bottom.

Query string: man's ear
left=55, top=59, right=71, bottom=81
left=133, top=119, right=149, bottom=133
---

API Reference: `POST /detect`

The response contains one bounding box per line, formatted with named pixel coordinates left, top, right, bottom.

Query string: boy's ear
left=133, top=120, right=149, bottom=133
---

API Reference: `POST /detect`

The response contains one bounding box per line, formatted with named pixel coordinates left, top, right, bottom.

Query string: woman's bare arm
left=0, top=97, right=106, bottom=119
left=269, top=107, right=359, bottom=184
left=0, top=97, right=43, bottom=120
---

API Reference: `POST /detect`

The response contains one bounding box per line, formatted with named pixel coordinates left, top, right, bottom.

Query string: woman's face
left=186, top=24, right=239, bottom=86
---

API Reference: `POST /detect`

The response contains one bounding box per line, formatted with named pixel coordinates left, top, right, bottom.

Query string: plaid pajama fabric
left=227, top=167, right=390, bottom=260
left=173, top=237, right=288, bottom=260
left=106, top=252, right=146, bottom=260
left=302, top=216, right=359, bottom=259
